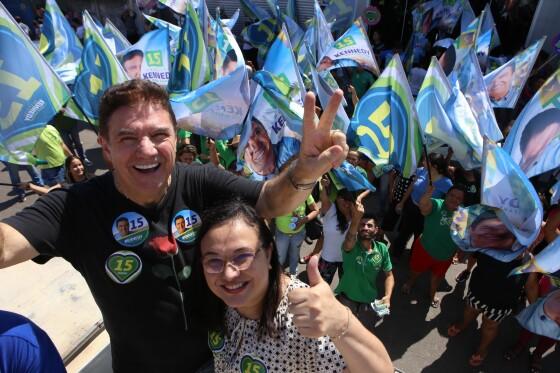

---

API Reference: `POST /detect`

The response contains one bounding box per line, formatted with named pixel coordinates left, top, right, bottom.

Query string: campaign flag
left=0, top=3, right=71, bottom=164
left=39, top=0, right=83, bottom=83
left=349, top=55, right=422, bottom=178
left=502, top=68, right=560, bottom=178
left=317, top=18, right=379, bottom=76
left=283, top=15, right=304, bottom=51
left=416, top=57, right=482, bottom=169
left=306, top=0, right=334, bottom=63
left=262, top=24, right=306, bottom=105
left=118, top=29, right=170, bottom=86
left=237, top=87, right=303, bottom=180
left=510, top=235, right=560, bottom=278
left=481, top=139, right=543, bottom=247
left=480, top=3, right=501, bottom=50
left=143, top=13, right=181, bottom=42
left=72, top=10, right=129, bottom=125
left=454, top=48, right=503, bottom=142
left=322, top=0, right=369, bottom=34
left=484, top=37, right=545, bottom=109
left=62, top=97, right=89, bottom=123
left=310, top=68, right=350, bottom=133
left=412, top=0, right=437, bottom=34
left=475, top=28, right=492, bottom=73
left=158, top=0, right=187, bottom=14
left=171, top=65, right=250, bottom=140
left=329, top=161, right=376, bottom=192
left=460, top=0, right=476, bottom=32
left=454, top=15, right=481, bottom=51
left=168, top=1, right=211, bottom=93
left=240, top=0, right=270, bottom=21
left=515, top=290, right=560, bottom=341
left=103, top=18, right=131, bottom=54
left=213, top=11, right=244, bottom=79
left=224, top=9, right=240, bottom=30
left=242, top=17, right=278, bottom=66
left=431, top=0, right=464, bottom=34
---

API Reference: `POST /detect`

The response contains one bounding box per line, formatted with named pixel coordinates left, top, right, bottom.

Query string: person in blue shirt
left=0, top=310, right=65, bottom=373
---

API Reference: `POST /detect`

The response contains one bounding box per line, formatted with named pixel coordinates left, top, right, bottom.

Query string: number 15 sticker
left=172, top=210, right=202, bottom=244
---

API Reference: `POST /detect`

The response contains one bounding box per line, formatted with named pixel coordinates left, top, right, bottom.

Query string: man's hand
left=350, top=190, right=369, bottom=221
left=288, top=256, right=348, bottom=338
left=380, top=295, right=391, bottom=309
left=291, top=91, right=349, bottom=184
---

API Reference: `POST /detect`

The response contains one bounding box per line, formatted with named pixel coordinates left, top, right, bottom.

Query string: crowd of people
left=1, top=2, right=559, bottom=373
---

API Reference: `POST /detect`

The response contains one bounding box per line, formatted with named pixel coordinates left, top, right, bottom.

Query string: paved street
left=1, top=125, right=558, bottom=372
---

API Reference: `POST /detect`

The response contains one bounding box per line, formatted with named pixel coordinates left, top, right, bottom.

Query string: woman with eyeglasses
left=193, top=199, right=393, bottom=373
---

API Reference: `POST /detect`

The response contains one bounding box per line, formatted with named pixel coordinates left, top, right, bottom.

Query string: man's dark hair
left=99, top=80, right=177, bottom=139
left=122, top=49, right=144, bottom=62
left=116, top=217, right=128, bottom=226
left=193, top=198, right=281, bottom=339
left=448, top=183, right=467, bottom=195
left=361, top=213, right=377, bottom=224
left=177, top=144, right=198, bottom=157
left=174, top=215, right=184, bottom=224
left=519, top=108, right=560, bottom=153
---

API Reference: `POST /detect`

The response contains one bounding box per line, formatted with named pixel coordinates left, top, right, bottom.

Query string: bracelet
left=329, top=306, right=351, bottom=340
left=287, top=161, right=317, bottom=191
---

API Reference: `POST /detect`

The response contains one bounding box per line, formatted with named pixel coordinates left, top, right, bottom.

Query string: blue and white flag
left=454, top=48, right=502, bottom=142
left=72, top=10, right=129, bottom=125
left=323, top=0, right=369, bottom=34
left=237, top=88, right=303, bottom=181
left=118, top=29, right=170, bottom=85
left=262, top=24, right=306, bottom=105
left=143, top=13, right=181, bottom=42
left=103, top=18, right=131, bottom=54
left=515, top=290, right=560, bottom=341
left=312, top=0, right=334, bottom=62
left=240, top=0, right=270, bottom=21
left=480, top=3, right=501, bottom=50
left=171, top=66, right=250, bottom=140
left=416, top=57, right=482, bottom=170
left=158, top=0, right=187, bottom=14
left=317, top=18, right=379, bottom=75
left=551, top=180, right=560, bottom=206
left=310, top=68, right=349, bottom=133
left=329, top=161, right=375, bottom=192
left=432, top=0, right=464, bottom=34
left=510, top=235, right=560, bottom=278
left=503, top=68, right=560, bottom=178
left=481, top=139, right=543, bottom=248
left=350, top=55, right=422, bottom=178
left=39, top=0, right=83, bottom=83
left=214, top=12, right=244, bottom=79
left=0, top=2, right=71, bottom=164
left=451, top=204, right=526, bottom=262
left=484, top=37, right=545, bottom=109
left=460, top=0, right=476, bottom=32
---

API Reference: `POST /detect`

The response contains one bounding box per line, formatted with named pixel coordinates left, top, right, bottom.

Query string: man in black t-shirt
left=0, top=80, right=349, bottom=372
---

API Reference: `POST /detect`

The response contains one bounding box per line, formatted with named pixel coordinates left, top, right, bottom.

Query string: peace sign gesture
left=290, top=90, right=349, bottom=184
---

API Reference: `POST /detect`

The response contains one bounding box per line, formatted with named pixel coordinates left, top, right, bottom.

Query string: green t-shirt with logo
left=34, top=125, right=65, bottom=169
left=275, top=195, right=314, bottom=234
left=420, top=198, right=457, bottom=260
left=335, top=240, right=392, bottom=303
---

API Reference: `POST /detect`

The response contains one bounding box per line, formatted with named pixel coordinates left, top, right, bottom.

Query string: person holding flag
left=0, top=79, right=350, bottom=372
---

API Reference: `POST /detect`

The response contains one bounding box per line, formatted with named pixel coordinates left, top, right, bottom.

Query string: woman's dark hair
left=334, top=189, right=354, bottom=232
left=428, top=152, right=450, bottom=177
left=193, top=198, right=282, bottom=339
left=519, top=108, right=560, bottom=153
left=64, top=155, right=87, bottom=183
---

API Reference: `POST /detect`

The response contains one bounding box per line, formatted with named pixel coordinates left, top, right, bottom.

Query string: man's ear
left=98, top=135, right=114, bottom=170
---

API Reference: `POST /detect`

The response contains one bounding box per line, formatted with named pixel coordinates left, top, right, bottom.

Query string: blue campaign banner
left=515, top=290, right=560, bottom=341
left=0, top=3, right=71, bottom=164
left=330, top=161, right=376, bottom=192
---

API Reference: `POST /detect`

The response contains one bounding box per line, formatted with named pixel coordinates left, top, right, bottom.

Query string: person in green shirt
left=33, top=125, right=72, bottom=186
left=402, top=183, right=466, bottom=308
left=275, top=194, right=319, bottom=275
left=335, top=190, right=394, bottom=326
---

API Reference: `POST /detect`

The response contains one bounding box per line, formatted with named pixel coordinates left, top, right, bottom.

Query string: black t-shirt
left=4, top=163, right=263, bottom=373
left=455, top=175, right=480, bottom=207
left=468, top=253, right=527, bottom=309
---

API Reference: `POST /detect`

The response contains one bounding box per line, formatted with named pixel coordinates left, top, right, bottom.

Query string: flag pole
left=423, top=144, right=432, bottom=185
left=400, top=0, right=409, bottom=45
left=69, top=97, right=97, bottom=133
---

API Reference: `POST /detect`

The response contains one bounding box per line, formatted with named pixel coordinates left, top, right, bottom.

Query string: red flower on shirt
left=149, top=236, right=178, bottom=256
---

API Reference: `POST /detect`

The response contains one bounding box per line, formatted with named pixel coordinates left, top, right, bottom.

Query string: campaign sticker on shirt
left=171, top=210, right=202, bottom=244
left=240, top=355, right=267, bottom=373
left=112, top=212, right=149, bottom=247
left=208, top=330, right=225, bottom=352
left=105, top=251, right=142, bottom=284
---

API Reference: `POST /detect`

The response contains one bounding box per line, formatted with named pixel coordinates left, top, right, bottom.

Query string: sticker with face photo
left=172, top=210, right=202, bottom=244
left=112, top=212, right=149, bottom=247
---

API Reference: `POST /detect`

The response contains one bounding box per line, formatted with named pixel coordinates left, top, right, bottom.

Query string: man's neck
left=359, top=239, right=372, bottom=252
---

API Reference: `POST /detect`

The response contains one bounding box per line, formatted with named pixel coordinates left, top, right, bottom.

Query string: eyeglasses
left=202, top=247, right=263, bottom=274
